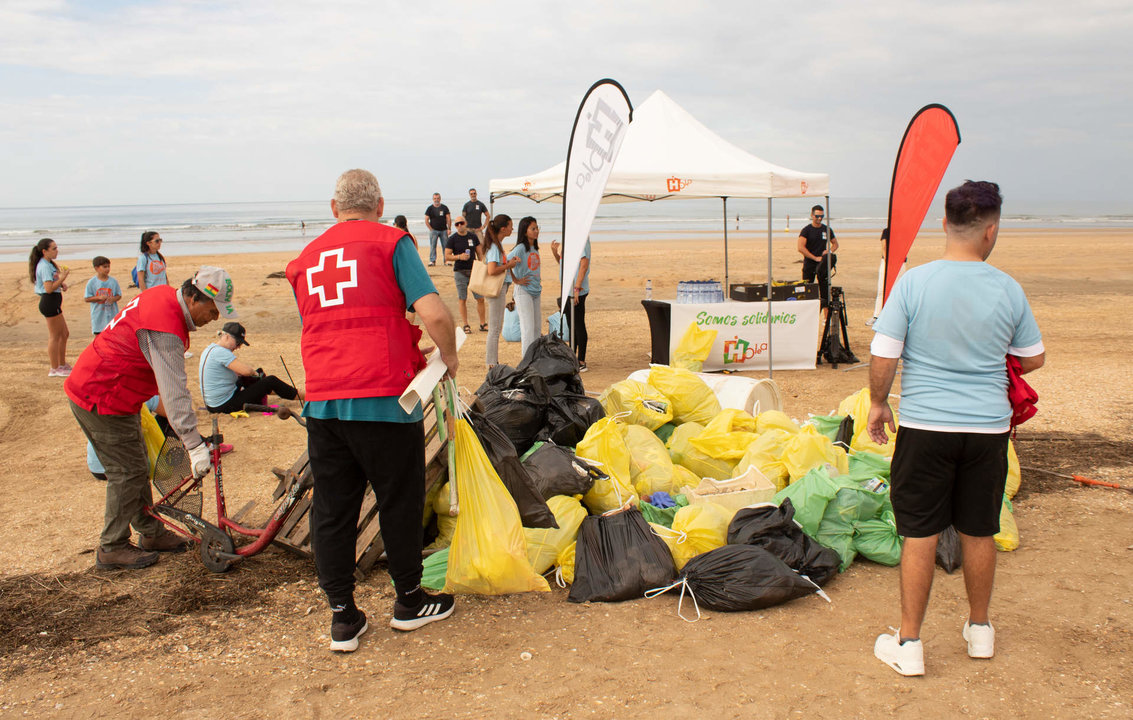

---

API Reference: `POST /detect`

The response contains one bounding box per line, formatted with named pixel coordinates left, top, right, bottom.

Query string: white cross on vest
left=306, top=248, right=358, bottom=307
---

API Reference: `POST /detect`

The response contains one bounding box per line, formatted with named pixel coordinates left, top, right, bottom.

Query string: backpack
left=1006, top=355, right=1038, bottom=434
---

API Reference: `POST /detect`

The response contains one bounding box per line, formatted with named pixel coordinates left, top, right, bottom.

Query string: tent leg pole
left=723, top=197, right=729, bottom=293
left=767, top=197, right=773, bottom=379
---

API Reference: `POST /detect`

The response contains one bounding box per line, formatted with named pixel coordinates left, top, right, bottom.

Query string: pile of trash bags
left=422, top=350, right=1025, bottom=618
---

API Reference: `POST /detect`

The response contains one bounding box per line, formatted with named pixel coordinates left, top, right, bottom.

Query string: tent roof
left=489, top=90, right=830, bottom=203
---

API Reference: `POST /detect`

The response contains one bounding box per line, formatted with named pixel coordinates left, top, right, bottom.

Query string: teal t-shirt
left=578, top=239, right=592, bottom=295
left=507, top=243, right=541, bottom=296
left=199, top=343, right=239, bottom=407
left=136, top=253, right=168, bottom=288
left=303, top=236, right=436, bottom=423
left=873, top=260, right=1043, bottom=431
left=85, top=276, right=121, bottom=333
left=484, top=243, right=512, bottom=289
left=35, top=258, right=58, bottom=294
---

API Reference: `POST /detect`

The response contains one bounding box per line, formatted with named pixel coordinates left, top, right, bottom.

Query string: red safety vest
left=65, top=285, right=189, bottom=415
left=286, top=221, right=425, bottom=401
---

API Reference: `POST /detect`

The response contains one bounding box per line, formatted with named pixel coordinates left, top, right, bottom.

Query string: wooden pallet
left=270, top=387, right=451, bottom=580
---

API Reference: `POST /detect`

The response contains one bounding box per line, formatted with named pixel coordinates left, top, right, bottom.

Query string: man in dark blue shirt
left=461, top=188, right=490, bottom=242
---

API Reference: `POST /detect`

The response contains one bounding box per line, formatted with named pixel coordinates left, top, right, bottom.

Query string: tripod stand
left=818, top=286, right=859, bottom=368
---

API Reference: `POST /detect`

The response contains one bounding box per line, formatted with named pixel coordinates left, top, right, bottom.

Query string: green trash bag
left=818, top=485, right=887, bottom=570
left=654, top=422, right=678, bottom=445
left=773, top=466, right=840, bottom=538
left=853, top=509, right=902, bottom=566
left=807, top=414, right=846, bottom=442
left=847, top=451, right=892, bottom=483
left=638, top=494, right=689, bottom=528
left=422, top=549, right=449, bottom=591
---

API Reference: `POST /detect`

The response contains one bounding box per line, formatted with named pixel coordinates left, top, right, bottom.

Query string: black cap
left=222, top=322, right=249, bottom=346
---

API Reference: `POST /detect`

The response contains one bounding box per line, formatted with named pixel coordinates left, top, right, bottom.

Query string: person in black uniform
left=461, top=188, right=490, bottom=242
left=797, top=205, right=838, bottom=307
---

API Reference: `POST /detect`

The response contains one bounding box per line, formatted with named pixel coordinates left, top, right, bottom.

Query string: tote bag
left=469, top=260, right=504, bottom=298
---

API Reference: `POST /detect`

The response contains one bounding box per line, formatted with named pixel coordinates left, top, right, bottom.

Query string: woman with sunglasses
left=482, top=214, right=519, bottom=367
left=135, top=231, right=168, bottom=289
left=29, top=238, right=71, bottom=377
left=508, top=216, right=543, bottom=356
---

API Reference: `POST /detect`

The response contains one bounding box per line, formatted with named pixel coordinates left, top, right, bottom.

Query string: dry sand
left=0, top=228, right=1130, bottom=718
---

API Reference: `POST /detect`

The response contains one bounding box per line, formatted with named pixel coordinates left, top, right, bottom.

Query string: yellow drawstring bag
left=140, top=405, right=165, bottom=478
left=781, top=425, right=849, bottom=484
left=837, top=387, right=899, bottom=457
left=599, top=380, right=673, bottom=430
left=731, top=428, right=792, bottom=490
left=994, top=496, right=1019, bottom=551
left=525, top=495, right=587, bottom=575
left=755, top=409, right=800, bottom=435
left=444, top=419, right=550, bottom=595
left=555, top=542, right=577, bottom=586
left=576, top=417, right=639, bottom=513
left=425, top=481, right=457, bottom=552
left=621, top=424, right=677, bottom=496
left=1005, top=441, right=1021, bottom=499
left=669, top=503, right=731, bottom=570
left=647, top=365, right=721, bottom=425
left=667, top=421, right=736, bottom=480
left=673, top=322, right=717, bottom=372
left=671, top=464, right=702, bottom=492
left=690, top=409, right=759, bottom=460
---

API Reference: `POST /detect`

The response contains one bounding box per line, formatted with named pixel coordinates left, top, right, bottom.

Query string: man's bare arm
left=867, top=355, right=900, bottom=444
left=1013, top=352, right=1044, bottom=375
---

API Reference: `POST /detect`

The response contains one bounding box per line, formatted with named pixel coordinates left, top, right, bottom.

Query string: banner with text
left=669, top=300, right=821, bottom=371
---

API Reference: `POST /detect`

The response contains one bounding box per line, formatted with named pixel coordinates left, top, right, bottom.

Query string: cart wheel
left=200, top=526, right=236, bottom=573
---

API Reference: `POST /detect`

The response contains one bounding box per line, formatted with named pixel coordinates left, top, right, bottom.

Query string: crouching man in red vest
left=287, top=169, right=459, bottom=653
left=65, top=267, right=238, bottom=570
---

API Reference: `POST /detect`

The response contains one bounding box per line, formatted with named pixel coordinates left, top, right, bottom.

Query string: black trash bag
left=726, top=499, right=841, bottom=587
left=466, top=410, right=557, bottom=529
left=540, top=393, right=606, bottom=447
left=522, top=442, right=600, bottom=499
left=518, top=335, right=585, bottom=396
left=834, top=415, right=855, bottom=450
left=569, top=508, right=676, bottom=603
left=477, top=364, right=521, bottom=397
left=679, top=545, right=820, bottom=612
left=477, top=373, right=551, bottom=455
left=936, top=525, right=962, bottom=573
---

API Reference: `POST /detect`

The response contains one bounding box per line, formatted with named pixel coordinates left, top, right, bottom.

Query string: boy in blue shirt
left=84, top=256, right=122, bottom=335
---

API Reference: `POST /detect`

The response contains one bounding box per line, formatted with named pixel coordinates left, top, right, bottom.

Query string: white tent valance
left=489, top=90, right=829, bottom=203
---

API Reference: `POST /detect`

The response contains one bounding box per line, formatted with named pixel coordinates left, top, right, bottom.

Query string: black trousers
left=802, top=256, right=836, bottom=307
left=207, top=375, right=298, bottom=414
left=307, top=417, right=426, bottom=607
left=563, top=292, right=588, bottom=363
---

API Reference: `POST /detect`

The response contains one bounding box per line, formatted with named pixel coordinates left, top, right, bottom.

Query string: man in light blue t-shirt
left=867, top=180, right=1044, bottom=677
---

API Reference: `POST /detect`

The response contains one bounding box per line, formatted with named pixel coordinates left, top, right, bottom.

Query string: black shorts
left=890, top=427, right=1009, bottom=538
left=38, top=293, right=63, bottom=318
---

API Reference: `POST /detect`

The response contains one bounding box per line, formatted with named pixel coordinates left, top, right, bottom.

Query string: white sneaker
left=183, top=350, right=193, bottom=359
left=49, top=366, right=71, bottom=378
left=865, top=316, right=877, bottom=327
left=874, top=629, right=925, bottom=676
left=962, top=621, right=995, bottom=658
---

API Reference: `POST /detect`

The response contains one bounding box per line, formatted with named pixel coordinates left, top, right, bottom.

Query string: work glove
left=188, top=443, right=212, bottom=479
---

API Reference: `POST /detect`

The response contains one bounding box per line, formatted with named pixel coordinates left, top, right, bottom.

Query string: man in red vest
left=287, top=169, right=459, bottom=653
left=66, top=267, right=238, bottom=570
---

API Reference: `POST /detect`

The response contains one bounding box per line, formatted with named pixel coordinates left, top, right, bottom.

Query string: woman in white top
left=482, top=214, right=519, bottom=367
left=29, top=238, right=71, bottom=377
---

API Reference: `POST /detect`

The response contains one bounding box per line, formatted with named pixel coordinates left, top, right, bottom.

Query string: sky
left=1, top=0, right=1131, bottom=208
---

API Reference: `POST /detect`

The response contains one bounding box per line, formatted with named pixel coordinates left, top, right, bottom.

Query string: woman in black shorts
left=29, top=238, right=71, bottom=377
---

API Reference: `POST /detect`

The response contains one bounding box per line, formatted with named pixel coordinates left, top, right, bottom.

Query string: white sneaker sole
left=329, top=621, right=368, bottom=652
left=389, top=605, right=454, bottom=632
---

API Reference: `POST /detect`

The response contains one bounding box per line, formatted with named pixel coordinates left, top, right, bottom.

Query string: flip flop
left=462, top=325, right=472, bottom=334
left=479, top=324, right=488, bottom=332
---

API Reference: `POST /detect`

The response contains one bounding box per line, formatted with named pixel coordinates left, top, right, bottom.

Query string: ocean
left=2, top=196, right=1129, bottom=264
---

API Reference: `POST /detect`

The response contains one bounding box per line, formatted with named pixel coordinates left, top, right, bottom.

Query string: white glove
left=188, top=443, right=212, bottom=479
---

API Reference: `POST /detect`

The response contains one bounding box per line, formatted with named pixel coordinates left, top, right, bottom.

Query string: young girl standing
left=29, top=238, right=71, bottom=377
left=508, top=216, right=542, bottom=356
left=483, top=214, right=518, bottom=367
left=135, top=231, right=168, bottom=289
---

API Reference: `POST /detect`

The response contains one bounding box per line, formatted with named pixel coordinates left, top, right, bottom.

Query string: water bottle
left=645, top=279, right=652, bottom=301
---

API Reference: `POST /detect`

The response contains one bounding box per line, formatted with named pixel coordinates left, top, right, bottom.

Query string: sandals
left=479, top=323, right=488, bottom=332
left=462, top=324, right=472, bottom=334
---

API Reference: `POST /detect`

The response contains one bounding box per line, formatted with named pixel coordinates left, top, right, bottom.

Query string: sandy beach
left=1, top=228, right=1130, bottom=718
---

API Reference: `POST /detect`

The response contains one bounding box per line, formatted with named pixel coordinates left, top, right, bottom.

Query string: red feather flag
left=883, top=104, right=961, bottom=304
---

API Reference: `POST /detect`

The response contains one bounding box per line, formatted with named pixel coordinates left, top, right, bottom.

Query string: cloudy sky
left=1, top=0, right=1130, bottom=208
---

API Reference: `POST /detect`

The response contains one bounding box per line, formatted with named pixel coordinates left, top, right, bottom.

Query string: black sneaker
left=390, top=592, right=455, bottom=632
left=330, top=610, right=368, bottom=652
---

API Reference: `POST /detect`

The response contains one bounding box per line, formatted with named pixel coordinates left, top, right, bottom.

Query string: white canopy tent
left=489, top=90, right=832, bottom=374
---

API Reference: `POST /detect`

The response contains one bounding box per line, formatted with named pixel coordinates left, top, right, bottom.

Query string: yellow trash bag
left=1005, top=441, right=1021, bottom=499
left=443, top=419, right=550, bottom=595
left=669, top=503, right=731, bottom=570
left=525, top=495, right=587, bottom=575
left=781, top=425, right=849, bottom=484
left=671, top=464, right=701, bottom=492
left=756, top=409, right=800, bottom=435
left=673, top=321, right=717, bottom=372
left=140, top=405, right=165, bottom=478
left=599, top=380, right=673, bottom=430
left=691, top=409, right=759, bottom=460
left=837, top=387, right=899, bottom=457
left=649, top=522, right=686, bottom=564
left=425, top=481, right=457, bottom=552
left=621, top=424, right=677, bottom=496
left=994, top=496, right=1019, bottom=552
left=647, top=365, right=721, bottom=425
left=576, top=417, right=639, bottom=513
left=555, top=542, right=576, bottom=586
left=732, top=428, right=792, bottom=490
left=667, top=422, right=736, bottom=480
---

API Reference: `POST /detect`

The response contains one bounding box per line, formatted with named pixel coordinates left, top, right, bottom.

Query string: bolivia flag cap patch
left=192, top=266, right=238, bottom=319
